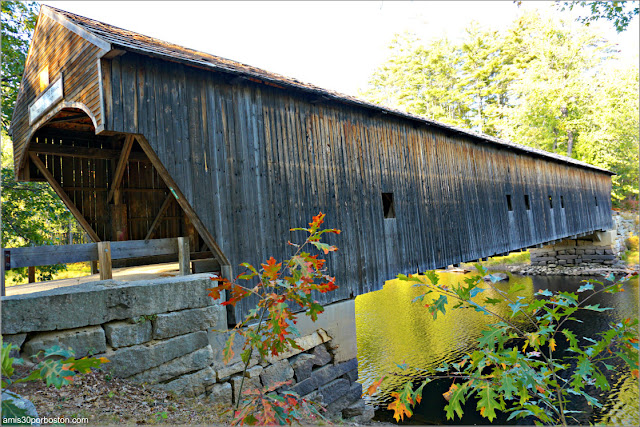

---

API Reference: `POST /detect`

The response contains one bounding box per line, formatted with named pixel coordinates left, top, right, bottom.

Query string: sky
left=42, top=1, right=640, bottom=97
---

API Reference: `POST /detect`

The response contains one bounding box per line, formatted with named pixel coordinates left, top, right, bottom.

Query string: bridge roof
left=44, top=5, right=612, bottom=175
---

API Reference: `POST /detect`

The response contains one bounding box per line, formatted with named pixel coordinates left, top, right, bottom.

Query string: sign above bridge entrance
left=29, top=77, right=63, bottom=124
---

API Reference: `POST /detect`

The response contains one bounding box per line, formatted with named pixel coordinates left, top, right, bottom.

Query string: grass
left=622, top=234, right=639, bottom=266
left=462, top=251, right=530, bottom=269
left=5, top=262, right=92, bottom=287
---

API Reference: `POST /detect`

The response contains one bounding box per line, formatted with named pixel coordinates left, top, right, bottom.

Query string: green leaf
left=478, top=325, right=504, bottom=349
left=483, top=297, right=501, bottom=305
left=577, top=283, right=594, bottom=293
left=424, top=270, right=439, bottom=286
left=536, top=289, right=553, bottom=297
left=445, top=382, right=467, bottom=420
left=43, top=345, right=75, bottom=359
left=1, top=399, right=30, bottom=420
left=488, top=274, right=504, bottom=284
left=38, top=359, right=75, bottom=389
left=241, top=348, right=252, bottom=364
left=430, top=295, right=448, bottom=319
left=500, top=373, right=518, bottom=400
left=476, top=386, right=503, bottom=421
left=411, top=294, right=425, bottom=304
left=508, top=283, right=526, bottom=294
left=583, top=304, right=613, bottom=312
left=66, top=356, right=106, bottom=374
left=594, top=372, right=610, bottom=390
left=508, top=301, right=528, bottom=317
left=469, top=287, right=485, bottom=298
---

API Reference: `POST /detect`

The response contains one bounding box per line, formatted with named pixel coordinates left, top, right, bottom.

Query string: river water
left=355, top=272, right=639, bottom=425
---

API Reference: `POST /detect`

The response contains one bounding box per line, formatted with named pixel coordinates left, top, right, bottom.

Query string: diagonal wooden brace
left=107, top=134, right=135, bottom=203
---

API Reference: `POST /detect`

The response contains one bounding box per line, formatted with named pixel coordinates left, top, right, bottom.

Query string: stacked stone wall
left=530, top=235, right=616, bottom=267
left=613, top=211, right=639, bottom=256
left=1, top=275, right=372, bottom=422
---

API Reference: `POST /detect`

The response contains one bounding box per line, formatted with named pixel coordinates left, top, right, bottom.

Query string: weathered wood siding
left=11, top=12, right=104, bottom=175
left=103, top=53, right=612, bottom=321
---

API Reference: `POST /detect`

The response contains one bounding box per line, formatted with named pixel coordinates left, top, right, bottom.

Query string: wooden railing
left=1, top=237, right=194, bottom=296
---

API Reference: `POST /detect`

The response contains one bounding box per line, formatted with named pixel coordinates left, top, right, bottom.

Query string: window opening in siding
left=561, top=196, right=565, bottom=209
left=506, top=195, right=513, bottom=212
left=382, top=193, right=395, bottom=219
left=549, top=195, right=553, bottom=209
left=524, top=194, right=531, bottom=211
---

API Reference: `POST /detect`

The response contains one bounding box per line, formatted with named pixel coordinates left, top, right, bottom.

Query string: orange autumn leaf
left=387, top=395, right=412, bottom=422
left=309, top=212, right=325, bottom=228
left=443, top=383, right=458, bottom=402
left=262, top=257, right=282, bottom=280
left=631, top=369, right=639, bottom=379
left=535, top=385, right=545, bottom=394
left=364, top=375, right=385, bottom=396
left=549, top=338, right=557, bottom=352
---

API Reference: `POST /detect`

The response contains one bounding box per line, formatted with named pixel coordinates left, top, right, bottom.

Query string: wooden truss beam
left=144, top=193, right=174, bottom=241
left=107, top=135, right=135, bottom=203
left=29, top=142, right=149, bottom=162
left=29, top=152, right=101, bottom=242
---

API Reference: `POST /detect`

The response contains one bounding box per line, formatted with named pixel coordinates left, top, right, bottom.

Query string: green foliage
left=208, top=213, right=340, bottom=425
left=2, top=134, right=84, bottom=282
left=361, top=11, right=639, bottom=204
left=1, top=337, right=107, bottom=417
left=134, top=314, right=158, bottom=324
left=556, top=1, right=639, bottom=32
left=1, top=1, right=39, bottom=132
left=367, top=270, right=639, bottom=425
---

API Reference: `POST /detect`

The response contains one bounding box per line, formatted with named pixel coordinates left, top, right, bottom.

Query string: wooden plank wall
left=105, top=53, right=613, bottom=322
left=11, top=14, right=104, bottom=175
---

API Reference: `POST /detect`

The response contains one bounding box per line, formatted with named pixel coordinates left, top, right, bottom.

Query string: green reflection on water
left=355, top=272, right=639, bottom=424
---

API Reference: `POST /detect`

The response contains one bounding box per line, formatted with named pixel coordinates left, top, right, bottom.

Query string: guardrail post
left=97, top=241, right=113, bottom=280
left=177, top=237, right=190, bottom=276
left=91, top=260, right=99, bottom=275
left=28, top=266, right=36, bottom=283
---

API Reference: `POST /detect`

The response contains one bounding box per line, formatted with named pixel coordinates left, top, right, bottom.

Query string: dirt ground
left=7, top=367, right=232, bottom=425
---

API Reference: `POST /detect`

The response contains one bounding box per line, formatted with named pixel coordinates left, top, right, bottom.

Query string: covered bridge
left=10, top=6, right=613, bottom=322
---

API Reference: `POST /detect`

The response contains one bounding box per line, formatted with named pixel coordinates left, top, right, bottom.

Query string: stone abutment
left=1, top=275, right=372, bottom=422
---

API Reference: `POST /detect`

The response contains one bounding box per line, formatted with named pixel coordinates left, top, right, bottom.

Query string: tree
left=574, top=65, right=640, bottom=203
left=207, top=213, right=340, bottom=425
left=503, top=11, right=615, bottom=157
left=359, top=33, right=471, bottom=130
left=556, top=1, right=640, bottom=33
left=1, top=133, right=83, bottom=282
left=360, top=10, right=639, bottom=205
left=1, top=1, right=39, bottom=133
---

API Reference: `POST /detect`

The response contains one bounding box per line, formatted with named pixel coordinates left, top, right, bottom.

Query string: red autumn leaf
left=309, top=212, right=326, bottom=229
left=207, top=287, right=223, bottom=300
